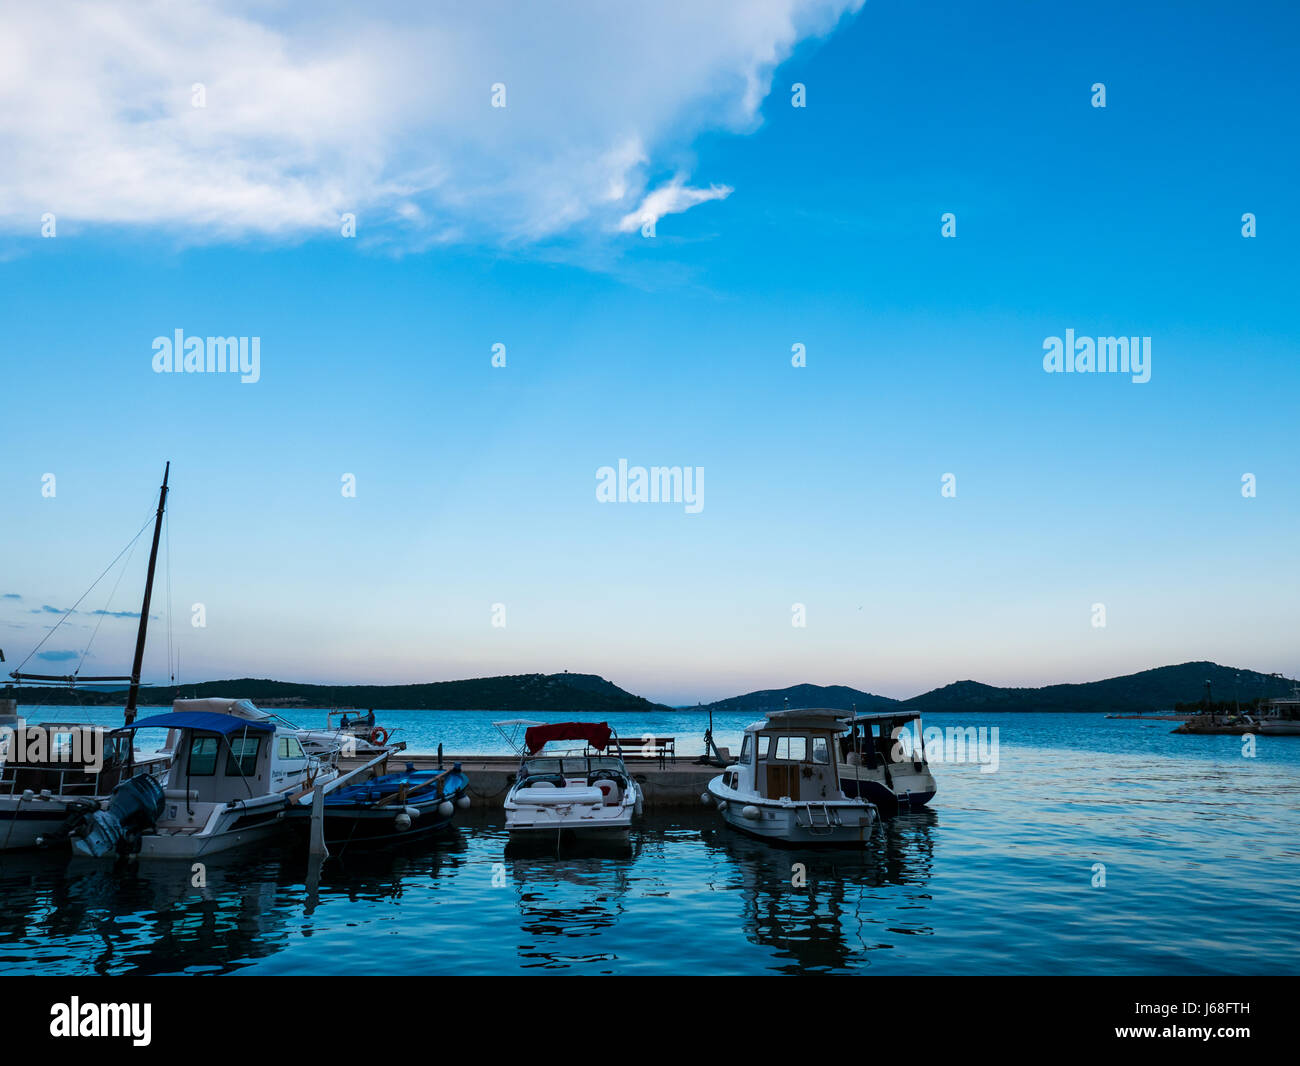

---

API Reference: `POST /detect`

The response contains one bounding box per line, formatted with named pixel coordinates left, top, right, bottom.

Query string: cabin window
left=812, top=737, right=829, bottom=764
left=186, top=736, right=219, bottom=776
left=277, top=736, right=305, bottom=760
left=739, top=736, right=752, bottom=764
left=226, top=736, right=262, bottom=777
left=772, top=736, right=807, bottom=762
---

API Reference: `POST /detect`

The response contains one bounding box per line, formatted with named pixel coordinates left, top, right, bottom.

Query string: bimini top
left=847, top=709, right=922, bottom=725
left=172, top=696, right=270, bottom=721
left=525, top=721, right=612, bottom=755
left=745, top=707, right=851, bottom=734
left=119, top=711, right=276, bottom=736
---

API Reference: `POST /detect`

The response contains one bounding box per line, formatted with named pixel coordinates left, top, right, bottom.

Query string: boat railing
left=0, top=765, right=104, bottom=796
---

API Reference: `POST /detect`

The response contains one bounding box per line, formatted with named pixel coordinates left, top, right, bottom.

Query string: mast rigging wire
left=12, top=509, right=157, bottom=675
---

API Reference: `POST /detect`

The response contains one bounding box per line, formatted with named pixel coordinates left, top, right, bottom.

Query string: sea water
left=0, top=709, right=1295, bottom=975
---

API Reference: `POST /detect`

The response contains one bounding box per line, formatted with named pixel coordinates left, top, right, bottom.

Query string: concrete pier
left=342, top=751, right=720, bottom=809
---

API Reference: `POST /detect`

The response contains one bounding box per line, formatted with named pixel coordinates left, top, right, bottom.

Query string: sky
left=1, top=0, right=1298, bottom=705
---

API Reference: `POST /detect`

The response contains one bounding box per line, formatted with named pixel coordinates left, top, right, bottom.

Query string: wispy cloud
left=0, top=1, right=861, bottom=246
left=35, top=650, right=80, bottom=662
left=618, top=178, right=733, bottom=233
left=2, top=593, right=20, bottom=600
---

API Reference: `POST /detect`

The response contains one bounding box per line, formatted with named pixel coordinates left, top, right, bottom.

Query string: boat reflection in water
left=502, top=832, right=644, bottom=969
left=0, top=849, right=298, bottom=975
left=0, top=810, right=937, bottom=976
left=311, top=829, right=468, bottom=906
left=0, top=833, right=472, bottom=976
left=700, top=808, right=938, bottom=974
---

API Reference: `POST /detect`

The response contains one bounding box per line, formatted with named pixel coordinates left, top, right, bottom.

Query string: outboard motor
left=67, top=774, right=165, bottom=859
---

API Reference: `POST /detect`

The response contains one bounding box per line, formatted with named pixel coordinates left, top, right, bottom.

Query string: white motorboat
left=170, top=696, right=368, bottom=762
left=1254, top=697, right=1300, bottom=735
left=500, top=720, right=642, bottom=844
left=66, top=701, right=340, bottom=859
left=705, top=708, right=877, bottom=846
left=836, top=710, right=937, bottom=814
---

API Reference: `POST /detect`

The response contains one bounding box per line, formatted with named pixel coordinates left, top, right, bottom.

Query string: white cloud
left=618, top=178, right=733, bottom=233
left=0, top=1, right=862, bottom=245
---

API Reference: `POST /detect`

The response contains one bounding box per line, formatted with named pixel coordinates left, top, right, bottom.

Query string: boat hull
left=839, top=776, right=936, bottom=808
left=320, top=806, right=457, bottom=846
left=707, top=781, right=876, bottom=847
left=0, top=798, right=85, bottom=851
left=507, top=821, right=632, bottom=842
left=72, top=795, right=291, bottom=860
left=837, top=760, right=937, bottom=809
left=504, top=784, right=640, bottom=842
left=312, top=767, right=469, bottom=847
left=134, top=817, right=287, bottom=859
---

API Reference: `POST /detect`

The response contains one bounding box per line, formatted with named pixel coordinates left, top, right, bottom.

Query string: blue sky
left=2, top=1, right=1297, bottom=704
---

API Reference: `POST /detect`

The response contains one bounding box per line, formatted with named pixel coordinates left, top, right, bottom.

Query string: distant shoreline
left=5, top=660, right=1295, bottom=718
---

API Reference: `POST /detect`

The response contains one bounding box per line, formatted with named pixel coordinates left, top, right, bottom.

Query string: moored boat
left=705, top=708, right=877, bottom=846
left=836, top=710, right=937, bottom=814
left=0, top=718, right=169, bottom=851
left=314, top=761, right=470, bottom=847
left=64, top=705, right=340, bottom=859
left=501, top=721, right=642, bottom=845
left=1254, top=697, right=1300, bottom=735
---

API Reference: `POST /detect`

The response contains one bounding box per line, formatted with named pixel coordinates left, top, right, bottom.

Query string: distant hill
left=697, top=683, right=898, bottom=715
left=899, top=662, right=1297, bottom=714
left=8, top=661, right=1293, bottom=717
left=6, top=672, right=674, bottom=713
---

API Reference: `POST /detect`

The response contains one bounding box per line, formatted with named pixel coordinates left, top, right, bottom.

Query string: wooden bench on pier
left=617, top=735, right=676, bottom=768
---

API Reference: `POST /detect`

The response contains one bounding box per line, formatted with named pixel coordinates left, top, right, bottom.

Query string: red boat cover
left=525, top=721, right=612, bottom=755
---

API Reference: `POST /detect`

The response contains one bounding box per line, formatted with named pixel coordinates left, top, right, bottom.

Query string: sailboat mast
left=124, top=461, right=169, bottom=725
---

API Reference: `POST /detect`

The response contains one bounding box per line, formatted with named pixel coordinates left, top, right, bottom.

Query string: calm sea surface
left=2, top=707, right=1297, bottom=975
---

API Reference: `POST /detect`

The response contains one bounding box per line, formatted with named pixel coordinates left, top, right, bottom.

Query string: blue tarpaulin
left=118, top=711, right=276, bottom=736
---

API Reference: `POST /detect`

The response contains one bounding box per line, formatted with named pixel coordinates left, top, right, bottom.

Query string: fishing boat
left=1254, top=696, right=1300, bottom=735
left=1, top=464, right=175, bottom=851
left=836, top=710, right=937, bottom=814
left=704, top=708, right=877, bottom=846
left=326, top=708, right=393, bottom=751
left=500, top=720, right=642, bottom=844
left=64, top=701, right=342, bottom=859
left=314, top=760, right=470, bottom=847
left=1174, top=686, right=1300, bottom=736
left=0, top=714, right=170, bottom=851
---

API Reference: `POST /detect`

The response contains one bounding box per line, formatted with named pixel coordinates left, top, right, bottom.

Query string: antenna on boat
left=124, top=462, right=170, bottom=726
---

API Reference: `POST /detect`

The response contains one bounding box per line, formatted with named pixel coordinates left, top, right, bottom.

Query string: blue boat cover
left=325, top=769, right=468, bottom=807
left=118, top=711, right=276, bottom=736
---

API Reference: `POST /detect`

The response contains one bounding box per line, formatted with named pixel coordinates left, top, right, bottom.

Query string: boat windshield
left=522, top=757, right=565, bottom=777
left=521, top=755, right=626, bottom=777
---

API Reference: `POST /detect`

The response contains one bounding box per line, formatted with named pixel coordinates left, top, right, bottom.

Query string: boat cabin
left=729, top=709, right=847, bottom=802
left=840, top=710, right=926, bottom=772
left=122, top=709, right=316, bottom=819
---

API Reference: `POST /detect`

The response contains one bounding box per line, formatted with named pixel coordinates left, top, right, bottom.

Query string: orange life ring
left=369, top=727, right=389, bottom=745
